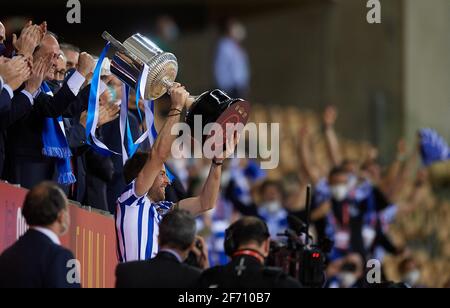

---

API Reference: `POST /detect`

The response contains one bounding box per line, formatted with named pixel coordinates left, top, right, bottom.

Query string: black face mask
left=65, top=68, right=76, bottom=80
left=0, top=43, right=6, bottom=57
left=46, top=80, right=64, bottom=94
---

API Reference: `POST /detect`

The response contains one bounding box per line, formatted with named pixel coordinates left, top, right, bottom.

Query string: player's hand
left=169, top=83, right=189, bottom=110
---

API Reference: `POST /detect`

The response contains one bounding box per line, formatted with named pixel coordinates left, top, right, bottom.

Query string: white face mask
left=403, top=270, right=420, bottom=287
left=347, top=175, right=358, bottom=189
left=331, top=184, right=348, bottom=202
left=339, top=272, right=358, bottom=288
left=261, top=201, right=281, bottom=213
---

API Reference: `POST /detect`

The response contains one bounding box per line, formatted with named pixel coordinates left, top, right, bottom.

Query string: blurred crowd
left=190, top=104, right=450, bottom=288
left=0, top=17, right=449, bottom=288
left=244, top=105, right=450, bottom=288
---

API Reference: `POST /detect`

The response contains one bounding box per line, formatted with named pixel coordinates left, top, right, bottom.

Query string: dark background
left=2, top=0, right=449, bottom=162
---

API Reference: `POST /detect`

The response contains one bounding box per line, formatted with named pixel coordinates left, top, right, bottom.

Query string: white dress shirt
left=32, top=226, right=61, bottom=245
left=0, top=75, right=14, bottom=99
left=21, top=70, right=87, bottom=105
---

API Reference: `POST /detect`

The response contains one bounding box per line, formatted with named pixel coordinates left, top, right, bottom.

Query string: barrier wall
left=0, top=182, right=118, bottom=288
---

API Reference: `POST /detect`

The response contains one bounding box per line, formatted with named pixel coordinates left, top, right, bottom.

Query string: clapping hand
left=24, top=54, right=53, bottom=93
left=13, top=21, right=47, bottom=57
left=0, top=56, right=32, bottom=90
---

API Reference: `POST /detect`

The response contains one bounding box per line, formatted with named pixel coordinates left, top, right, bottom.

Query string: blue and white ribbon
left=135, top=64, right=150, bottom=122
left=145, top=99, right=158, bottom=146
left=119, top=83, right=154, bottom=164
left=119, top=84, right=147, bottom=164
left=86, top=42, right=120, bottom=156
left=119, top=84, right=130, bottom=164
left=118, top=61, right=158, bottom=165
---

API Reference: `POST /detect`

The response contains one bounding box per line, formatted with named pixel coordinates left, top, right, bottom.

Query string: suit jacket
left=64, top=118, right=88, bottom=203
left=0, top=89, right=12, bottom=177
left=0, top=229, right=80, bottom=288
left=0, top=91, right=36, bottom=177
left=115, top=251, right=202, bottom=288
left=83, top=125, right=114, bottom=211
left=0, top=88, right=11, bottom=113
left=4, top=84, right=90, bottom=185
left=6, top=83, right=88, bottom=160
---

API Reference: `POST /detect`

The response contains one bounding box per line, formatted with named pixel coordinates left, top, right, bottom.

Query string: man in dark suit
left=0, top=56, right=33, bottom=177
left=115, top=210, right=208, bottom=288
left=0, top=22, right=46, bottom=178
left=0, top=90, right=34, bottom=178
left=0, top=56, right=31, bottom=111
left=4, top=33, right=95, bottom=188
left=0, top=182, right=80, bottom=288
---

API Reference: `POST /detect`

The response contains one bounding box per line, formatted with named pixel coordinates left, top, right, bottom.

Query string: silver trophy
left=103, top=32, right=251, bottom=145
left=103, top=31, right=178, bottom=100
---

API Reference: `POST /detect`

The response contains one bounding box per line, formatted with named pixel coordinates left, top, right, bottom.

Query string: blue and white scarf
left=41, top=82, right=76, bottom=185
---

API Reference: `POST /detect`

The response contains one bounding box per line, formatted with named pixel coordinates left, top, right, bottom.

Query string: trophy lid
left=186, top=89, right=251, bottom=146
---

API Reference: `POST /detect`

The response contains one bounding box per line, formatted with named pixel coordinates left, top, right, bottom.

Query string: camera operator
left=198, top=216, right=302, bottom=288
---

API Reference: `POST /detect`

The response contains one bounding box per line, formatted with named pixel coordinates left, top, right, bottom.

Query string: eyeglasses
left=55, top=70, right=66, bottom=78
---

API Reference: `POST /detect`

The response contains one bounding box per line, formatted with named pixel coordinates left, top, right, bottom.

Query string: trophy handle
left=102, top=32, right=126, bottom=52
left=161, top=77, right=197, bottom=108
left=102, top=31, right=142, bottom=64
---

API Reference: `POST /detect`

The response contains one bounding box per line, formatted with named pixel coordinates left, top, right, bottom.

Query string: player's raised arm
left=134, top=84, right=189, bottom=196
left=179, top=132, right=240, bottom=216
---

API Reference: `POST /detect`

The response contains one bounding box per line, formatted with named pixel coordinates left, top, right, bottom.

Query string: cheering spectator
left=60, top=43, right=80, bottom=71
left=0, top=22, right=6, bottom=56
left=398, top=257, right=423, bottom=288
left=226, top=178, right=289, bottom=240
left=5, top=31, right=95, bottom=189
left=0, top=21, right=44, bottom=178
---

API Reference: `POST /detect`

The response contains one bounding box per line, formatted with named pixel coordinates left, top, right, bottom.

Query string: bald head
left=60, top=43, right=80, bottom=70
left=0, top=22, right=5, bottom=43
left=34, top=33, right=60, bottom=80
left=22, top=182, right=68, bottom=227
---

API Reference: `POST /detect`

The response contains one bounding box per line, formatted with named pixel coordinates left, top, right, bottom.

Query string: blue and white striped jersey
left=115, top=180, right=174, bottom=262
